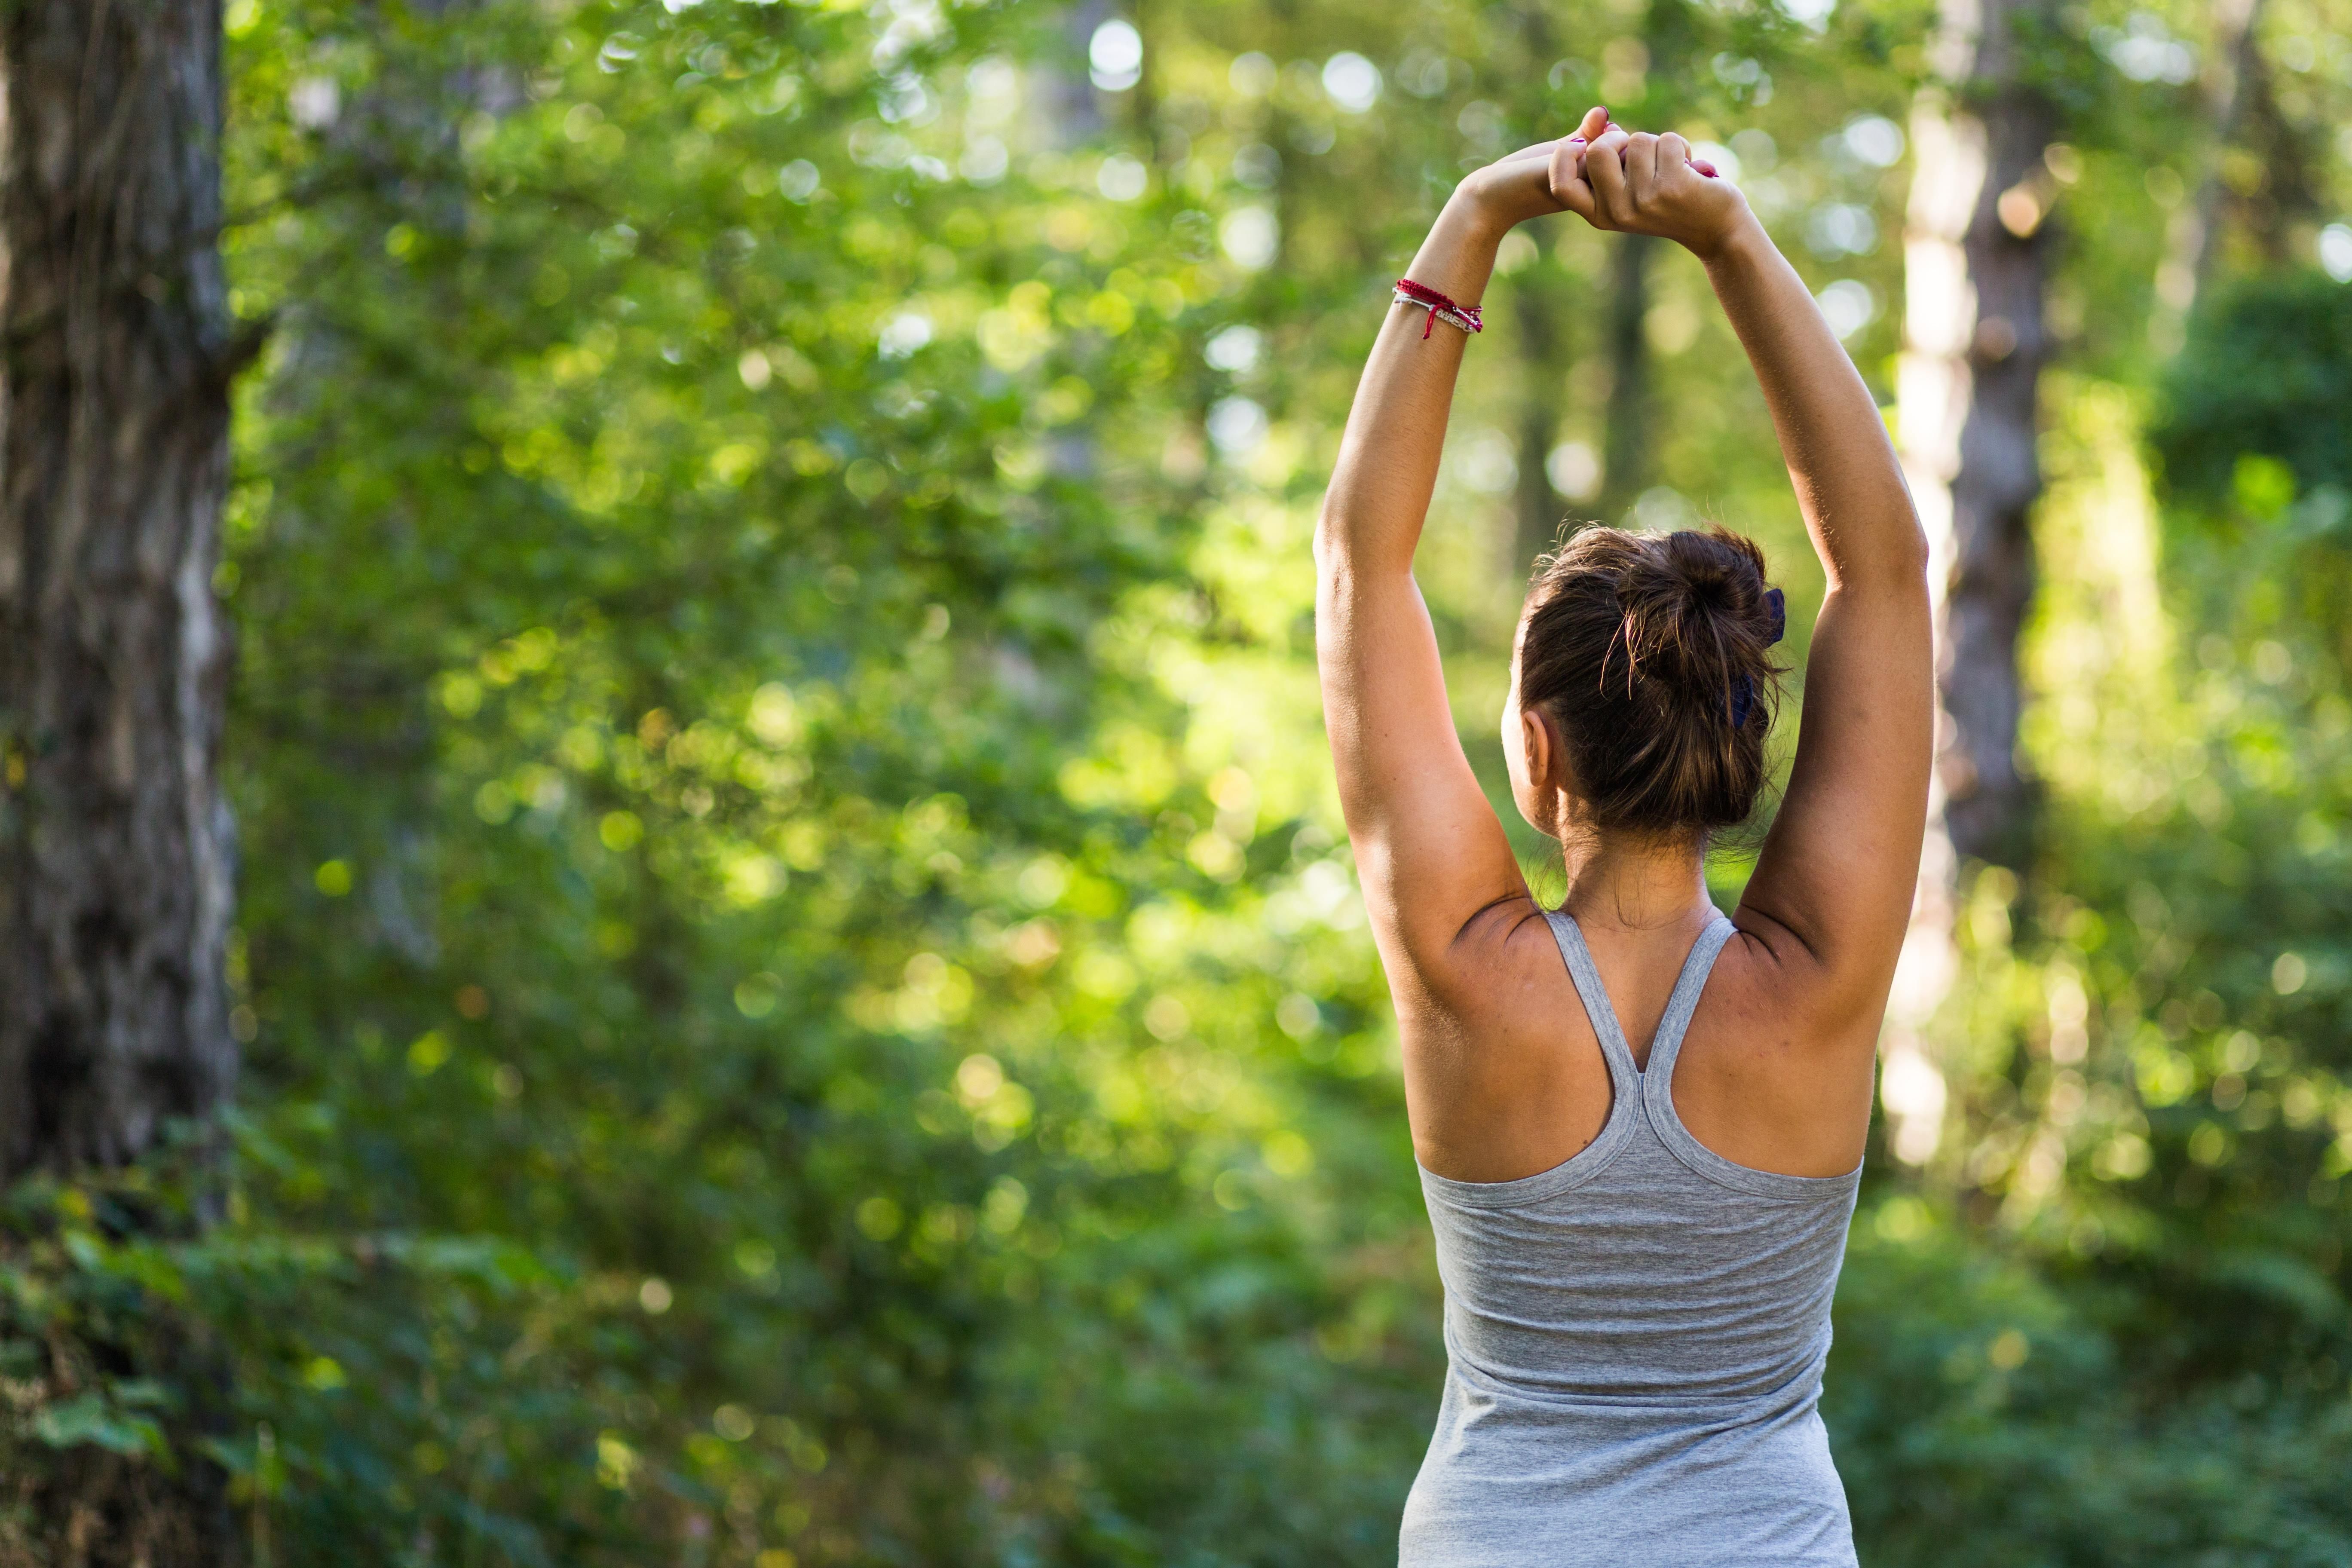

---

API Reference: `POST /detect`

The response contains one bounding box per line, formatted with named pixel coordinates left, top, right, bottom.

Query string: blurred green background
left=11, top=0, right=2352, bottom=1560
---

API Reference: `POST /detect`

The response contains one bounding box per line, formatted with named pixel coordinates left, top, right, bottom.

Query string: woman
left=1315, top=105, right=1932, bottom=1565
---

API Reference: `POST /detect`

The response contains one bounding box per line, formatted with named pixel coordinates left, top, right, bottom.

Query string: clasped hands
left=1460, top=104, right=1756, bottom=261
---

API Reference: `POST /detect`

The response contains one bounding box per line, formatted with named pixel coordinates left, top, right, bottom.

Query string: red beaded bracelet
left=1393, top=278, right=1483, bottom=340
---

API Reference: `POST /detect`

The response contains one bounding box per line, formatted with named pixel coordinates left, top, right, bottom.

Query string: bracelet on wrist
left=1392, top=278, right=1483, bottom=340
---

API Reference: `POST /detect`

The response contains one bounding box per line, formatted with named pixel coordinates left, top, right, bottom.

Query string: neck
left=1555, top=828, right=1714, bottom=935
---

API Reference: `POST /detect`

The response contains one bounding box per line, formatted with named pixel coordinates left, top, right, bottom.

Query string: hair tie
left=1728, top=587, right=1787, bottom=729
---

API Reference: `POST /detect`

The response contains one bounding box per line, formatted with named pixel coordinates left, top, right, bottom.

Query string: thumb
left=1549, top=139, right=1594, bottom=215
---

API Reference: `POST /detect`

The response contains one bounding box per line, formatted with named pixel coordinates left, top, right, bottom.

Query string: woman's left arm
left=1315, top=107, right=1607, bottom=998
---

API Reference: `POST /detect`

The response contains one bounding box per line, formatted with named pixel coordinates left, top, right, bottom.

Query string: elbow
left=1313, top=506, right=1355, bottom=578
left=1883, top=483, right=1932, bottom=577
left=1883, top=516, right=1932, bottom=590
left=1881, top=503, right=1919, bottom=576
left=1835, top=505, right=1932, bottom=598
left=1316, top=498, right=1420, bottom=585
left=1314, top=501, right=1405, bottom=579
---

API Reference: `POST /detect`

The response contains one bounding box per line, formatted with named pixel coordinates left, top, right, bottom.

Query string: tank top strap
left=1541, top=910, right=1641, bottom=1093
left=1642, top=912, right=1737, bottom=1088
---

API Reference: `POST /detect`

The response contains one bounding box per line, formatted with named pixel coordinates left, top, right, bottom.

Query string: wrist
left=1694, top=210, right=1771, bottom=270
left=1403, top=192, right=1508, bottom=307
left=1437, top=184, right=1514, bottom=248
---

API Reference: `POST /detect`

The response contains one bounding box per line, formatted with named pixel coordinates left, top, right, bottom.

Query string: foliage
left=1835, top=1203, right=2352, bottom=1567
left=205, top=0, right=1430, bottom=1556
left=1, top=0, right=2348, bottom=1562
left=2152, top=270, right=2352, bottom=502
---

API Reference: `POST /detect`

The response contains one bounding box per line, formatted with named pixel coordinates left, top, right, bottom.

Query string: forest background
left=4, top=0, right=2352, bottom=1562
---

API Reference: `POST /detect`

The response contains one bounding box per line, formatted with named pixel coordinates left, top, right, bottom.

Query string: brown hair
left=1517, top=525, right=1785, bottom=839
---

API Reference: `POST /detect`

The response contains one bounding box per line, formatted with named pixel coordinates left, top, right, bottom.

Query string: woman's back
left=1314, top=109, right=1929, bottom=1565
left=1402, top=912, right=1859, bottom=1567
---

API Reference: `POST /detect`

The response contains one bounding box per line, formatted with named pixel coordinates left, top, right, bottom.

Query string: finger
left=1589, top=129, right=1639, bottom=225
left=1655, top=130, right=1719, bottom=180
left=1548, top=104, right=1608, bottom=184
left=1504, top=105, right=1608, bottom=173
left=1583, top=137, right=1630, bottom=227
left=1553, top=130, right=1596, bottom=187
left=1623, top=132, right=1660, bottom=203
left=1549, top=140, right=1599, bottom=220
left=1558, top=125, right=1627, bottom=224
left=1562, top=135, right=1589, bottom=182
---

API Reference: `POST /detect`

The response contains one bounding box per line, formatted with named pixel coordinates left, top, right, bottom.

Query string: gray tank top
left=1400, top=910, right=1862, bottom=1568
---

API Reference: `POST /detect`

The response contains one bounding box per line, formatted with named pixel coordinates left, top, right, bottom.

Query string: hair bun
left=1517, top=524, right=1788, bottom=837
left=1614, top=528, right=1776, bottom=704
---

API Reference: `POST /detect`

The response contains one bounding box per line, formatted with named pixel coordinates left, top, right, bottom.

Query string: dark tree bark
left=1507, top=0, right=1571, bottom=579
left=1513, top=282, right=1568, bottom=576
left=0, top=6, right=240, bottom=1179
left=1592, top=0, right=1700, bottom=530
left=1939, top=0, right=2057, bottom=867
left=1599, top=233, right=1656, bottom=524
left=0, top=2, right=245, bottom=1557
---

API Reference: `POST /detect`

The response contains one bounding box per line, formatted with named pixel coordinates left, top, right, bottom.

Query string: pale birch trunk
left=1884, top=94, right=1978, bottom=1166
left=1884, top=0, right=2058, bottom=1163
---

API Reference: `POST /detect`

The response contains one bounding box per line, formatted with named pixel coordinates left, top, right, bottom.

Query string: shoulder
left=1421, top=894, right=1566, bottom=1005
left=1390, top=894, right=1580, bottom=1057
left=1394, top=895, right=1614, bottom=1180
left=1678, top=909, right=1884, bottom=1175
left=1706, top=908, right=1889, bottom=1057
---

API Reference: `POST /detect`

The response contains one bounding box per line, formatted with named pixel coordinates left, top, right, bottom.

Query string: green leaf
left=34, top=1394, right=165, bottom=1458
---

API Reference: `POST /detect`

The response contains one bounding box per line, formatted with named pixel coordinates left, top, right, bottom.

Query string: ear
left=1519, top=703, right=1560, bottom=791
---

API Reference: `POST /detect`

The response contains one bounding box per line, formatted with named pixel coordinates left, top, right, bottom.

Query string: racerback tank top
left=1400, top=909, right=1863, bottom=1567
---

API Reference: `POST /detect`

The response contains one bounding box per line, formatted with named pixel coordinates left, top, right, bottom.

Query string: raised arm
left=1315, top=107, right=1613, bottom=998
left=1564, top=130, right=1933, bottom=1032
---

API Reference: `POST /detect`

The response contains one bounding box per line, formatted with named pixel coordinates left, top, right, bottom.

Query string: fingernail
left=1694, top=159, right=1718, bottom=178
left=1596, top=104, right=1609, bottom=121
left=1569, top=135, right=1586, bottom=144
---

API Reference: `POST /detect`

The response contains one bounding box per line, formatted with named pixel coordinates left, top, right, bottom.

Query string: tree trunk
left=1941, top=22, right=2055, bottom=869
left=1880, top=0, right=2058, bottom=1163
left=1507, top=0, right=1571, bottom=580
left=0, top=0, right=240, bottom=1184
left=1513, top=282, right=1568, bottom=575
left=1906, top=0, right=2056, bottom=875
left=0, top=3, right=245, bottom=1556
left=1599, top=233, right=1655, bottom=524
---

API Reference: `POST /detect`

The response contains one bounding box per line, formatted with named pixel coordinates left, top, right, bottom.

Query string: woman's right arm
left=1567, top=130, right=1933, bottom=1034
